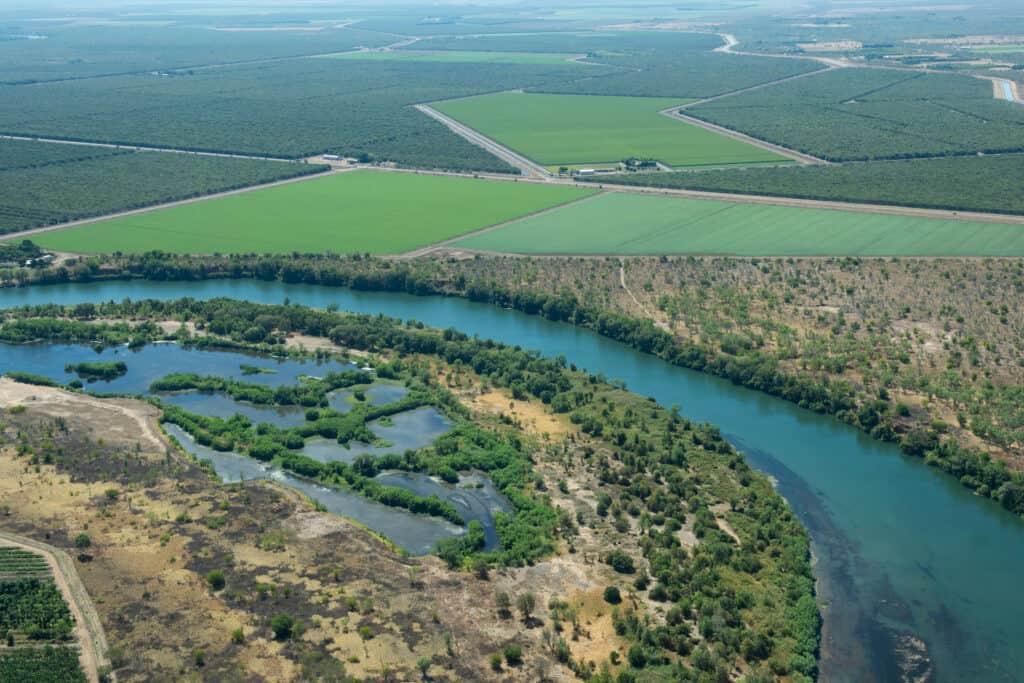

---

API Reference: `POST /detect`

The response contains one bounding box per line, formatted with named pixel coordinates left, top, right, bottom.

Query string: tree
left=270, top=614, right=294, bottom=641
left=603, top=586, right=622, bottom=605
left=74, top=533, right=91, bottom=550
left=489, top=653, right=503, bottom=671
left=516, top=592, right=536, bottom=622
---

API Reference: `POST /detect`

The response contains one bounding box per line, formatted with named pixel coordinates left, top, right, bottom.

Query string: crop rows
left=0, top=647, right=86, bottom=683
left=0, top=137, right=128, bottom=172
left=454, top=192, right=1024, bottom=256
left=688, top=69, right=1024, bottom=161
left=0, top=548, right=50, bottom=576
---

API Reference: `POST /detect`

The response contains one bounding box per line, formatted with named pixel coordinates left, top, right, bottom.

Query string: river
left=1, top=279, right=1021, bottom=682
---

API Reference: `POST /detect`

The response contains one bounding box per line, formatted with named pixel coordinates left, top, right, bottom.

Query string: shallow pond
left=163, top=423, right=466, bottom=555
left=0, top=341, right=357, bottom=394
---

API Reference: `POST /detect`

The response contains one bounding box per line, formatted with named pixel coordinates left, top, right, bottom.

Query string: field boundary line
left=414, top=103, right=550, bottom=178
left=1, top=166, right=346, bottom=242
left=0, top=531, right=112, bottom=683
left=398, top=190, right=608, bottom=258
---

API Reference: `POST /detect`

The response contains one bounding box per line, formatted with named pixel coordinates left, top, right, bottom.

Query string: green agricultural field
left=432, top=92, right=787, bottom=169
left=320, top=50, right=580, bottom=65
left=454, top=192, right=1024, bottom=256
left=31, top=171, right=594, bottom=255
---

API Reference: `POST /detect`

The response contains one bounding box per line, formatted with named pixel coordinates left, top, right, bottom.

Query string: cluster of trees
left=64, top=360, right=127, bottom=381
left=592, top=153, right=1024, bottom=216
left=0, top=579, right=74, bottom=642
left=0, top=239, right=41, bottom=266
left=688, top=69, right=1024, bottom=161
left=150, top=369, right=372, bottom=407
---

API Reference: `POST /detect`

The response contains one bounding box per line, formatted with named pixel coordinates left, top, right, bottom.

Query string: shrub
left=495, top=591, right=511, bottom=618
left=270, top=614, right=294, bottom=641
left=206, top=570, right=226, bottom=591
left=606, top=550, right=635, bottom=574
left=503, top=645, right=523, bottom=666
left=489, top=653, right=503, bottom=671
left=603, top=586, right=622, bottom=604
left=73, top=533, right=91, bottom=550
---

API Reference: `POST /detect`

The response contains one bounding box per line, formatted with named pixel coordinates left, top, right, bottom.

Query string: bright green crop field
left=454, top=192, right=1024, bottom=256
left=320, top=50, right=579, bottom=65
left=32, top=171, right=595, bottom=255
left=432, top=92, right=788, bottom=168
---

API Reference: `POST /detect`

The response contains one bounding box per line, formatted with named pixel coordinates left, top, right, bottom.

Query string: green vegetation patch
left=32, top=171, right=594, bottom=255
left=433, top=92, right=786, bottom=168
left=320, top=50, right=578, bottom=65
left=455, top=192, right=1024, bottom=256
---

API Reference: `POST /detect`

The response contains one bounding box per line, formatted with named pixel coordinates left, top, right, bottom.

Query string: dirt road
left=413, top=103, right=550, bottom=178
